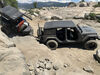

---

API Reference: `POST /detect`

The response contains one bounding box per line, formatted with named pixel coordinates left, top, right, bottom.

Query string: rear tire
left=84, top=40, right=98, bottom=50
left=46, top=40, right=58, bottom=50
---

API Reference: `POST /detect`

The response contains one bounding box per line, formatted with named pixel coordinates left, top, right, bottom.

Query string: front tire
left=84, top=40, right=98, bottom=50
left=46, top=40, right=58, bottom=50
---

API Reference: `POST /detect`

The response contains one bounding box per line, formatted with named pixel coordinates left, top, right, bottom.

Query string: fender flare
left=44, top=37, right=61, bottom=43
left=82, top=35, right=98, bottom=42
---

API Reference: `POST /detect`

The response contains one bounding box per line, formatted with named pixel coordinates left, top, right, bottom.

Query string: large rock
left=0, top=47, right=30, bottom=75
left=40, top=10, right=63, bottom=20
left=0, top=27, right=30, bottom=75
left=51, top=16, right=63, bottom=20
left=96, top=49, right=100, bottom=62
left=88, top=2, right=98, bottom=7
left=68, top=2, right=77, bottom=7
left=78, top=2, right=88, bottom=7
left=83, top=66, right=94, bottom=73
left=74, top=11, right=87, bottom=19
left=93, top=7, right=100, bottom=14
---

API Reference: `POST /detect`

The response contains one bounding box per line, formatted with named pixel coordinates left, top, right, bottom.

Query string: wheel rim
left=48, top=42, right=56, bottom=49
left=88, top=42, right=97, bottom=50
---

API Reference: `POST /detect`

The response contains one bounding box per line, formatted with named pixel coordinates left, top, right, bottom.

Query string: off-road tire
left=46, top=40, right=58, bottom=50
left=84, top=40, right=98, bottom=50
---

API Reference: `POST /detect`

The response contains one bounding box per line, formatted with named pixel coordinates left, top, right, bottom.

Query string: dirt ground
left=11, top=18, right=100, bottom=75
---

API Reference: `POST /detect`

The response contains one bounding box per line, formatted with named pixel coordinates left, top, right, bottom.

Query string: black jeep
left=37, top=21, right=100, bottom=50
left=0, top=6, right=33, bottom=36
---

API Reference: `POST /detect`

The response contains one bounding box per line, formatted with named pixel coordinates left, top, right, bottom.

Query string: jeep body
left=37, top=21, right=100, bottom=50
left=0, top=6, right=33, bottom=36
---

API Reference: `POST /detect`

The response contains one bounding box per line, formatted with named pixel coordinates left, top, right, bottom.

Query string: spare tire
left=46, top=40, right=58, bottom=50
left=84, top=40, right=98, bottom=50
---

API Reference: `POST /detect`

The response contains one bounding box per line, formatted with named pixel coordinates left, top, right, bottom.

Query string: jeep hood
left=79, top=26, right=97, bottom=34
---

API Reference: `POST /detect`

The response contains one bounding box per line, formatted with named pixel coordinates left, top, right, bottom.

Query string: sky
left=17, top=0, right=99, bottom=3
left=17, top=0, right=71, bottom=3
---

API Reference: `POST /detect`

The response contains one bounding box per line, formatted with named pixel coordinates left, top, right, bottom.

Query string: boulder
left=0, top=47, right=30, bottom=75
left=40, top=10, right=63, bottom=20
left=45, top=62, right=52, bottom=70
left=33, top=12, right=39, bottom=17
left=53, top=65, right=59, bottom=71
left=84, top=13, right=91, bottom=19
left=68, top=2, right=77, bottom=7
left=51, top=16, right=63, bottom=20
left=88, top=2, right=98, bottom=7
left=74, top=11, right=87, bottom=19
left=96, top=49, right=100, bottom=62
left=63, top=63, right=70, bottom=68
left=78, top=2, right=88, bottom=7
left=83, top=66, right=94, bottom=73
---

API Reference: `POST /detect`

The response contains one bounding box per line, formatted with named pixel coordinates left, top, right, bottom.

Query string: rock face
left=0, top=47, right=30, bottom=75
left=96, top=49, right=100, bottom=62
left=0, top=27, right=30, bottom=75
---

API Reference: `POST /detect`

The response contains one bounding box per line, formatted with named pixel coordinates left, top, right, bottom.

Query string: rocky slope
left=11, top=18, right=100, bottom=75
left=0, top=6, right=100, bottom=75
left=0, top=26, right=30, bottom=75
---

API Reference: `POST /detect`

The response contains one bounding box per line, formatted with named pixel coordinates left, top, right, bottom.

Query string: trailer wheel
left=46, top=40, right=58, bottom=50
